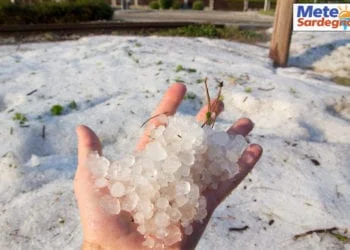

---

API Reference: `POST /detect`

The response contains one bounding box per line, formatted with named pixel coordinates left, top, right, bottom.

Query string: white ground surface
left=0, top=31, right=349, bottom=250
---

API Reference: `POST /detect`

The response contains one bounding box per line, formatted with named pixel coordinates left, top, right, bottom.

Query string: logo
left=293, top=4, right=350, bottom=31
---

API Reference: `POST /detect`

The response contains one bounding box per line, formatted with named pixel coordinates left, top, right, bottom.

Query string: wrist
left=82, top=241, right=103, bottom=250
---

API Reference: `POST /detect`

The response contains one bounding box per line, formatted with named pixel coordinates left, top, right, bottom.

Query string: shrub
left=0, top=0, right=113, bottom=24
left=0, top=0, right=10, bottom=5
left=192, top=0, right=204, bottom=10
left=172, top=0, right=181, bottom=9
left=149, top=0, right=160, bottom=9
left=159, top=0, right=172, bottom=9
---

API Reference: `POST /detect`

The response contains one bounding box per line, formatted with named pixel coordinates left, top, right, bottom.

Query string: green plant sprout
left=183, top=92, right=197, bottom=100
left=200, top=78, right=224, bottom=128
left=12, top=113, right=27, bottom=125
left=175, top=65, right=197, bottom=73
left=68, top=101, right=78, bottom=110
left=290, top=88, right=298, bottom=96
left=245, top=87, right=252, bottom=93
left=51, top=105, right=64, bottom=116
left=175, top=65, right=185, bottom=72
left=196, top=78, right=204, bottom=84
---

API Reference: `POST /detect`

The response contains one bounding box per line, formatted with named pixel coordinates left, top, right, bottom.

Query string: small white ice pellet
left=86, top=115, right=247, bottom=248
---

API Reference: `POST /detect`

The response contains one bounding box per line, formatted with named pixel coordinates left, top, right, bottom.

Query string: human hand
left=74, top=83, right=262, bottom=250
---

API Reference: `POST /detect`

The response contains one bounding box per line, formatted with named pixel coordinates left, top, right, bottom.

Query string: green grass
left=158, top=24, right=267, bottom=44
left=245, top=87, right=252, bottom=93
left=258, top=9, right=275, bottom=16
left=175, top=65, right=185, bottom=72
left=68, top=101, right=78, bottom=110
left=196, top=78, right=204, bottom=84
left=183, top=92, right=197, bottom=100
left=334, top=76, right=350, bottom=87
left=51, top=105, right=64, bottom=116
left=12, top=112, right=27, bottom=125
left=175, top=65, right=197, bottom=73
left=289, top=88, right=297, bottom=96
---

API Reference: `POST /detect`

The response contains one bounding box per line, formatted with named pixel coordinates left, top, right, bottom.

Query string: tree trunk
left=121, top=0, right=128, bottom=10
left=184, top=0, right=188, bottom=9
left=264, top=0, right=271, bottom=11
left=134, top=0, right=139, bottom=6
left=243, top=0, right=249, bottom=12
left=111, top=0, right=117, bottom=7
left=209, top=0, right=214, bottom=10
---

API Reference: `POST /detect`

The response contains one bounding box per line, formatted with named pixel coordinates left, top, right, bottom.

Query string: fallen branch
left=140, top=112, right=169, bottom=128
left=293, top=227, right=350, bottom=243
left=258, top=87, right=275, bottom=91
left=26, top=89, right=38, bottom=96
left=42, top=125, right=46, bottom=139
left=228, top=225, right=249, bottom=232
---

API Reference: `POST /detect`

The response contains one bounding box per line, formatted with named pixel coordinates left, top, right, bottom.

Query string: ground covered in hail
left=0, top=32, right=350, bottom=250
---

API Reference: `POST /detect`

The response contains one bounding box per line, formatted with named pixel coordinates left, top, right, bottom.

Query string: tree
left=209, top=0, right=214, bottom=10
left=264, top=0, right=271, bottom=11
left=243, top=0, right=248, bottom=12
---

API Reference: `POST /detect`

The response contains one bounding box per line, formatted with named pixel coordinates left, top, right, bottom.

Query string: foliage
left=159, top=0, right=172, bottom=9
left=172, top=0, right=181, bottom=9
left=183, top=92, right=197, bottom=100
left=244, top=87, right=252, bottom=93
left=192, top=0, right=204, bottom=10
left=218, top=25, right=265, bottom=43
left=175, top=65, right=184, bottom=72
left=258, top=9, right=275, bottom=16
left=50, top=105, right=64, bottom=116
left=196, top=78, right=203, bottom=84
left=0, top=0, right=10, bottom=5
left=158, top=24, right=266, bottom=43
left=0, top=0, right=113, bottom=24
left=68, top=100, right=78, bottom=110
left=159, top=24, right=218, bottom=37
left=149, top=0, right=160, bottom=9
left=12, top=112, right=27, bottom=125
left=334, top=76, right=350, bottom=87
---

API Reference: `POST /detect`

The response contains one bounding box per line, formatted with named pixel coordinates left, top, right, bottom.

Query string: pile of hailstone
left=87, top=115, right=247, bottom=248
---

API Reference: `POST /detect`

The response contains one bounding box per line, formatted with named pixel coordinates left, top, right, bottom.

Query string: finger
left=225, top=144, right=262, bottom=193
left=237, top=144, right=263, bottom=177
left=195, top=99, right=224, bottom=123
left=137, top=83, right=186, bottom=150
left=227, top=118, right=254, bottom=136
left=76, top=125, right=102, bottom=166
left=152, top=82, right=187, bottom=120
left=210, top=144, right=262, bottom=207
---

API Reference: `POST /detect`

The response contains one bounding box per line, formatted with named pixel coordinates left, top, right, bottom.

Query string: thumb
left=76, top=125, right=102, bottom=166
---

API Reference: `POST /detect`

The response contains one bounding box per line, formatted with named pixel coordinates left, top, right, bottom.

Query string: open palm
left=74, top=83, right=262, bottom=250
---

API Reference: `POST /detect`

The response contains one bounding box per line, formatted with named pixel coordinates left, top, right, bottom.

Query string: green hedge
left=159, top=0, right=172, bottom=9
left=0, top=0, right=114, bottom=24
left=149, top=0, right=160, bottom=9
left=192, top=0, right=204, bottom=10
